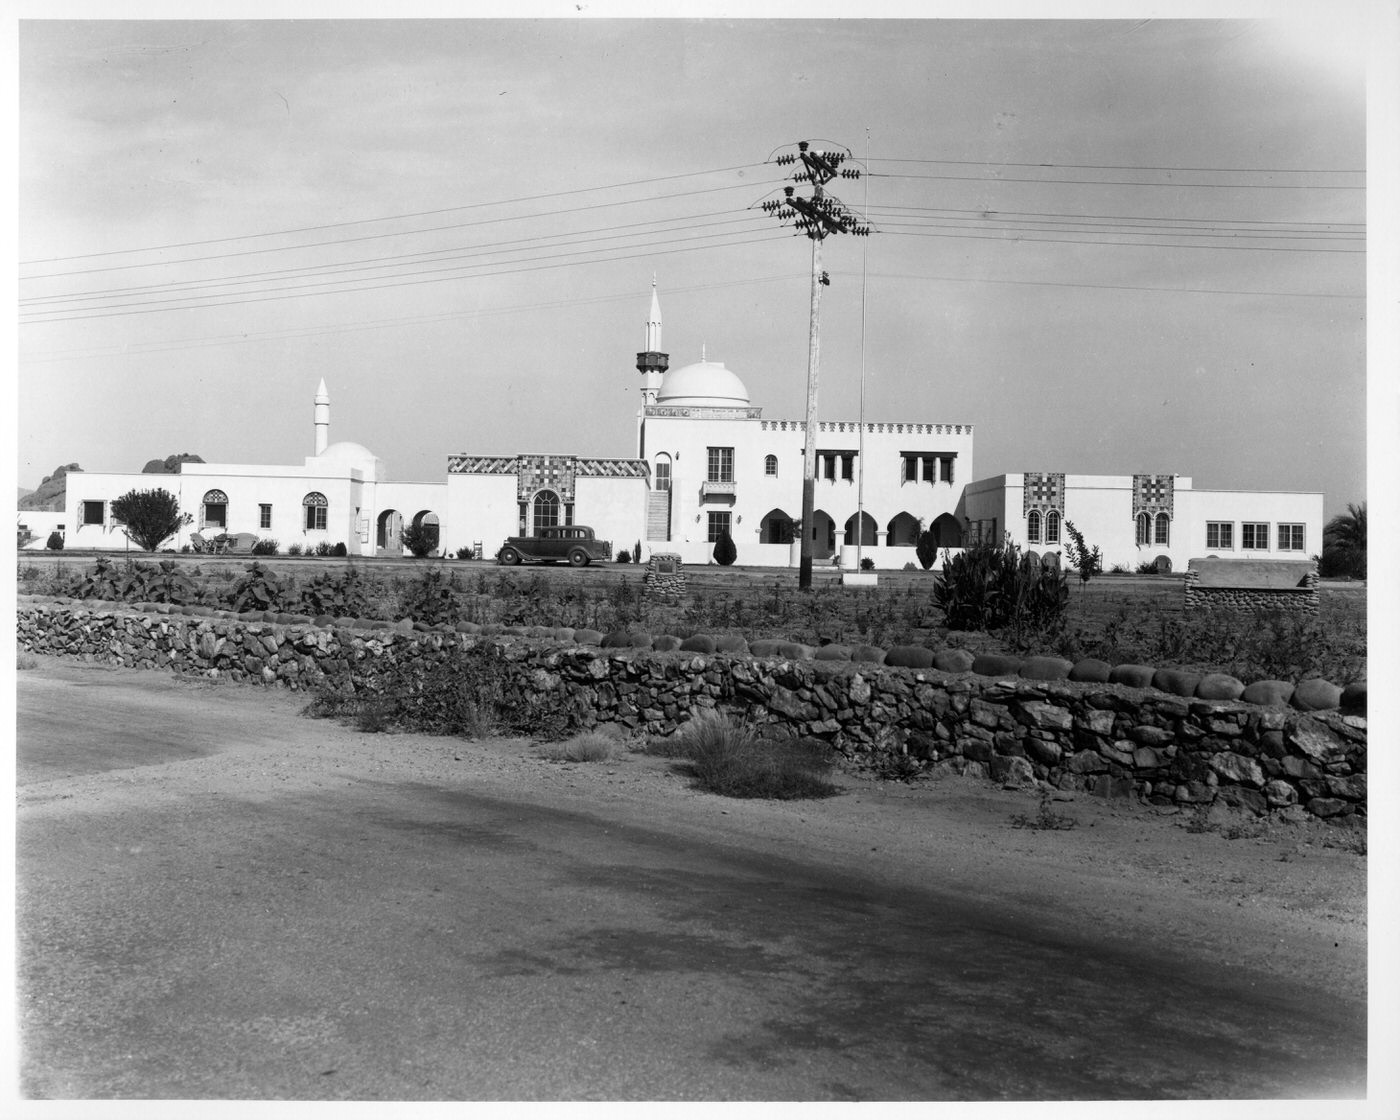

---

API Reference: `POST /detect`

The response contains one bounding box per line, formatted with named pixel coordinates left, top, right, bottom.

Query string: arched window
left=1045, top=510, right=1061, bottom=545
left=653, top=453, right=672, bottom=492
left=1154, top=512, right=1171, bottom=546
left=303, top=491, right=328, bottom=531
left=1136, top=512, right=1151, bottom=546
left=533, top=489, right=560, bottom=530
left=1027, top=509, right=1042, bottom=544
left=202, top=489, right=228, bottom=529
left=764, top=454, right=778, bottom=477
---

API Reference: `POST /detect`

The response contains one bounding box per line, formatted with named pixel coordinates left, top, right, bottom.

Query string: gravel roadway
left=15, top=656, right=1370, bottom=1104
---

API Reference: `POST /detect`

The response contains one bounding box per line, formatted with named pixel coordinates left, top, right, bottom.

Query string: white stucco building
left=51, top=283, right=1324, bottom=570
left=964, top=473, right=1323, bottom=573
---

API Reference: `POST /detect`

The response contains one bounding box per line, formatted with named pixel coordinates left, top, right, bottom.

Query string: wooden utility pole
left=763, top=141, right=870, bottom=589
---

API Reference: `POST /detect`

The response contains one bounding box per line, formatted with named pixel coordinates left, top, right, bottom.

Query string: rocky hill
left=141, top=452, right=205, bottom=474
left=18, top=464, right=82, bottom=512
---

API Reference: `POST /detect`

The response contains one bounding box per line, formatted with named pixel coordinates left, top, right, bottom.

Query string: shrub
left=286, top=543, right=303, bottom=557
left=539, top=732, right=617, bottom=762
left=915, top=530, right=938, bottom=571
left=455, top=545, right=475, bottom=560
left=300, top=564, right=376, bottom=619
left=903, top=561, right=917, bottom=571
left=331, top=542, right=348, bottom=557
left=226, top=561, right=291, bottom=613
left=860, top=556, right=875, bottom=571
left=17, top=650, right=39, bottom=671
left=651, top=711, right=840, bottom=800
left=616, top=550, right=632, bottom=565
left=401, top=521, right=438, bottom=558
left=713, top=530, right=737, bottom=566
left=934, top=539, right=1068, bottom=635
left=110, top=488, right=192, bottom=552
left=400, top=564, right=461, bottom=625
left=46, top=532, right=64, bottom=551
left=1136, top=560, right=1157, bottom=574
left=251, top=538, right=280, bottom=555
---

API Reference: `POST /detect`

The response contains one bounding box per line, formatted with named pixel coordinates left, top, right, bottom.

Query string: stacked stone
left=1183, top=569, right=1320, bottom=614
left=18, top=599, right=1366, bottom=822
left=642, top=552, right=687, bottom=599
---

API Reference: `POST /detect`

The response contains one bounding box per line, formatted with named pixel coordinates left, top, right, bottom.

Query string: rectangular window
left=1278, top=523, right=1305, bottom=551
left=81, top=500, right=105, bottom=526
left=305, top=504, right=328, bottom=532
left=204, top=502, right=227, bottom=528
left=922, top=456, right=936, bottom=483
left=842, top=454, right=855, bottom=481
left=940, top=456, right=955, bottom=484
left=259, top=504, right=272, bottom=530
left=821, top=453, right=836, bottom=480
left=1206, top=522, right=1234, bottom=550
left=903, top=455, right=918, bottom=483
left=707, top=510, right=731, bottom=543
left=1241, top=522, right=1269, bottom=550
left=707, top=446, right=734, bottom=482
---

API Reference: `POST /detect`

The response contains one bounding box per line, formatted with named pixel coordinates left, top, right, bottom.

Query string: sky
left=13, top=5, right=1376, bottom=520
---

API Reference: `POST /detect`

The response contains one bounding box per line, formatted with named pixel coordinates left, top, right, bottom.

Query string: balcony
left=700, top=479, right=737, bottom=501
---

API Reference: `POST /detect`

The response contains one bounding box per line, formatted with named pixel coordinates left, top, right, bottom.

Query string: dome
left=311, top=440, right=382, bottom=480
left=656, top=360, right=750, bottom=407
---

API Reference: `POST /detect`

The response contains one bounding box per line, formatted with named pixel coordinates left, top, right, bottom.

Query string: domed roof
left=656, top=360, right=750, bottom=408
left=311, top=440, right=382, bottom=480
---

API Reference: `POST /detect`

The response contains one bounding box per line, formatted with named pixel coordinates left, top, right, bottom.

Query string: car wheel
left=499, top=546, right=522, bottom=566
left=568, top=548, right=589, bottom=568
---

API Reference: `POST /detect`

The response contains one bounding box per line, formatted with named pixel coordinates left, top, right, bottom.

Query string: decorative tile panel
left=1133, top=474, right=1175, bottom=518
left=1022, top=472, right=1065, bottom=515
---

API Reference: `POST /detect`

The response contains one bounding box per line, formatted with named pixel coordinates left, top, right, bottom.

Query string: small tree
left=46, top=531, right=64, bottom=551
left=1062, top=520, right=1101, bottom=586
left=110, top=488, right=192, bottom=552
left=713, top=529, right=737, bottom=566
left=400, top=520, right=438, bottom=558
left=633, top=539, right=642, bottom=564
left=915, top=529, right=938, bottom=571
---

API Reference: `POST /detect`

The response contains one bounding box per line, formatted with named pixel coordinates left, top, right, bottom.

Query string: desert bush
left=650, top=710, right=840, bottom=800
left=251, top=538, right=280, bottom=556
left=401, top=521, right=438, bottom=558
left=17, top=650, right=39, bottom=671
left=616, top=550, right=632, bottom=565
left=860, top=556, right=875, bottom=571
left=1136, top=560, right=1158, bottom=574
left=46, top=532, right=64, bottom=551
left=399, top=564, right=461, bottom=625
left=934, top=539, right=1068, bottom=635
left=299, top=564, right=377, bottom=619
left=225, top=561, right=292, bottom=614
left=110, top=488, right=192, bottom=552
left=455, top=545, right=475, bottom=560
left=539, top=732, right=617, bottom=763
left=286, top=543, right=303, bottom=556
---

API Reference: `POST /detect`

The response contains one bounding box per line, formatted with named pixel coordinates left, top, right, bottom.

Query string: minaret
left=314, top=378, right=330, bottom=455
left=635, top=277, right=669, bottom=457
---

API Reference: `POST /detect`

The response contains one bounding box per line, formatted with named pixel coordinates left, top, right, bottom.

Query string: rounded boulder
left=1152, top=668, right=1202, bottom=698
left=972, top=653, right=1023, bottom=677
left=884, top=645, right=935, bottom=669
left=1069, top=658, right=1112, bottom=683
left=748, top=639, right=785, bottom=658
left=714, top=635, right=749, bottom=655
left=814, top=645, right=852, bottom=661
left=1108, top=664, right=1157, bottom=689
left=651, top=634, right=683, bottom=652
left=1291, top=678, right=1343, bottom=712
left=573, top=628, right=604, bottom=646
left=1019, top=655, right=1074, bottom=681
left=933, top=649, right=976, bottom=673
left=680, top=634, right=717, bottom=654
left=1195, top=673, right=1245, bottom=701
left=1240, top=679, right=1295, bottom=707
left=851, top=644, right=888, bottom=665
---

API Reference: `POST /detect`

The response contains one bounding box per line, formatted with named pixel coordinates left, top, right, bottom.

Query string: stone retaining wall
left=18, top=600, right=1365, bottom=823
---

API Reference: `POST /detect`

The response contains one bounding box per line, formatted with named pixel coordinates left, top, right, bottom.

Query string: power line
left=873, top=171, right=1364, bottom=190
left=23, top=210, right=772, bottom=308
left=861, top=268, right=1361, bottom=301
left=874, top=157, right=1365, bottom=175
left=881, top=226, right=1364, bottom=253
left=873, top=216, right=1362, bottom=245
left=20, top=229, right=792, bottom=324
left=18, top=162, right=771, bottom=266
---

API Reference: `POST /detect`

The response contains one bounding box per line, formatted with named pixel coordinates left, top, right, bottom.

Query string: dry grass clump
left=650, top=709, right=841, bottom=800
left=539, top=731, right=618, bottom=763
left=16, top=649, right=39, bottom=671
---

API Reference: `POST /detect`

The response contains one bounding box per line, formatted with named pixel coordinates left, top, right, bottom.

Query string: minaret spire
left=313, top=378, right=330, bottom=455
left=635, top=278, right=670, bottom=458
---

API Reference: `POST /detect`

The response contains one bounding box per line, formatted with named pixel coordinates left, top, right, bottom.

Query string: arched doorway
left=760, top=508, right=795, bottom=544
left=844, top=511, right=877, bottom=547
left=930, top=513, right=963, bottom=548
left=810, top=510, right=835, bottom=560
left=377, top=509, right=403, bottom=553
left=411, top=510, right=440, bottom=555
left=886, top=511, right=920, bottom=548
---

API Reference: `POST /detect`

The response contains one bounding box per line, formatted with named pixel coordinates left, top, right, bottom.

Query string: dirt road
left=16, top=657, right=1367, bottom=1101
